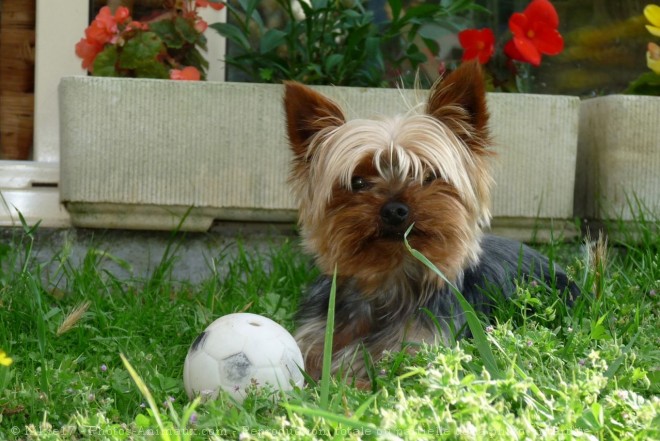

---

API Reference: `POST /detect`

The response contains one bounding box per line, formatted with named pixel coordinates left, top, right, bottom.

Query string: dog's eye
left=351, top=176, right=370, bottom=192
left=423, top=171, right=438, bottom=185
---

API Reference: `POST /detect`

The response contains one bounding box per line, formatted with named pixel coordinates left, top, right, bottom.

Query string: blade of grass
left=605, top=331, right=640, bottom=379
left=360, top=345, right=377, bottom=391
left=120, top=353, right=172, bottom=441
left=147, top=207, right=193, bottom=293
left=351, top=391, right=380, bottom=420
left=491, top=341, right=553, bottom=419
left=320, top=266, right=337, bottom=409
left=24, top=272, right=50, bottom=391
left=403, top=226, right=503, bottom=380
left=17, top=210, right=40, bottom=274
left=168, top=396, right=201, bottom=441
left=282, top=404, right=389, bottom=436
left=420, top=306, right=456, bottom=346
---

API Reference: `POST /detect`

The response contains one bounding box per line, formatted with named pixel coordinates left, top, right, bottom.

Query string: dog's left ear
left=283, top=82, right=346, bottom=159
left=426, top=60, right=490, bottom=153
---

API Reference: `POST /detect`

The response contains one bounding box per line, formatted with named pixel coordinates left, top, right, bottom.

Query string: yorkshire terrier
left=283, top=61, right=579, bottom=380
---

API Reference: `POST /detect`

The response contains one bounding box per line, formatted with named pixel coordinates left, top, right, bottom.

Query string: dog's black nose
left=380, top=201, right=409, bottom=226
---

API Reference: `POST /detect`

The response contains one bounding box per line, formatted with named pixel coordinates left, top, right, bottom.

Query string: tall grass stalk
left=404, top=227, right=503, bottom=380
left=319, top=267, right=337, bottom=410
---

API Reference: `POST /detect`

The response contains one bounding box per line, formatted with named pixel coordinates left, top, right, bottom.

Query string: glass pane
left=472, top=0, right=650, bottom=96
left=222, top=0, right=653, bottom=96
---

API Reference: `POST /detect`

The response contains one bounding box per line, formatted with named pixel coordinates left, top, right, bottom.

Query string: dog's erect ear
left=283, top=81, right=346, bottom=159
left=426, top=60, right=490, bottom=153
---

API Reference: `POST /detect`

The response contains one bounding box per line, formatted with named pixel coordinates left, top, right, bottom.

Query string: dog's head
left=284, top=61, right=493, bottom=292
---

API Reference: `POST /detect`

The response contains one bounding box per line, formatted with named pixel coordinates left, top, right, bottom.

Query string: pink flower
left=84, top=6, right=132, bottom=46
left=195, top=19, right=208, bottom=33
left=85, top=21, right=116, bottom=46
left=170, top=66, right=201, bottom=81
left=75, top=38, right=104, bottom=72
left=648, top=42, right=660, bottom=74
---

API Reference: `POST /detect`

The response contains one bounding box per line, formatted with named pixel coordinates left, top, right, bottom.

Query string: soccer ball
left=183, top=313, right=305, bottom=402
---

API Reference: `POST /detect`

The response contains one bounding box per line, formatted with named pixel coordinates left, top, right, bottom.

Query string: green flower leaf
left=135, top=60, right=170, bottom=79
left=174, top=16, right=199, bottom=44
left=149, top=20, right=185, bottom=49
left=209, top=22, right=250, bottom=50
left=388, top=0, right=404, bottom=21
left=625, top=72, right=660, bottom=96
left=259, top=67, right=274, bottom=81
left=324, top=53, right=344, bottom=73
left=422, top=37, right=440, bottom=56
left=93, top=46, right=120, bottom=77
left=259, top=29, right=287, bottom=54
left=119, top=32, right=165, bottom=70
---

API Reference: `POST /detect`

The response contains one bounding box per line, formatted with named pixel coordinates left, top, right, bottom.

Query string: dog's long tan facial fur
left=285, top=62, right=492, bottom=293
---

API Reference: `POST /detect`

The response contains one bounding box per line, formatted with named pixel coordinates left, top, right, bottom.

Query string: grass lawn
left=0, top=220, right=658, bottom=440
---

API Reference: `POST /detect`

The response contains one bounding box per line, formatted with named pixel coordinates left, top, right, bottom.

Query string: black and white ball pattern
left=183, top=313, right=304, bottom=402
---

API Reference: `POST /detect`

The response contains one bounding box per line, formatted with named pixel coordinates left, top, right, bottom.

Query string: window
left=0, top=0, right=225, bottom=227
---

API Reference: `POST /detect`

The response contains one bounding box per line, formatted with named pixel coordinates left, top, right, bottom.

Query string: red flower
left=458, top=28, right=495, bottom=64
left=75, top=38, right=104, bottom=72
left=504, top=0, right=563, bottom=66
left=170, top=66, right=201, bottom=81
left=196, top=0, right=225, bottom=11
left=76, top=6, right=134, bottom=71
left=84, top=6, right=131, bottom=46
left=113, top=6, right=131, bottom=25
left=125, top=21, right=149, bottom=32
left=85, top=20, right=116, bottom=46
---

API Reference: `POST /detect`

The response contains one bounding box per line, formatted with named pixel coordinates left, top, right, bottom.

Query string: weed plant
left=0, top=216, right=658, bottom=440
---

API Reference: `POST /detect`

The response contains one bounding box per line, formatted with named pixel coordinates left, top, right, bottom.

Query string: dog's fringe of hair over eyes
left=295, top=112, right=492, bottom=229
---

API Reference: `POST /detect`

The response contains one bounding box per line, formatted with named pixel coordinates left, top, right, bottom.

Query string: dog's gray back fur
left=297, top=235, right=580, bottom=341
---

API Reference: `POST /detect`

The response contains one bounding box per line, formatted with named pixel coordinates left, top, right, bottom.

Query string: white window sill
left=0, top=161, right=70, bottom=227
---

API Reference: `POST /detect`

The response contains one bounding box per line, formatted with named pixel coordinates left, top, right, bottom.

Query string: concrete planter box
left=59, top=77, right=579, bottom=240
left=576, top=95, right=660, bottom=222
